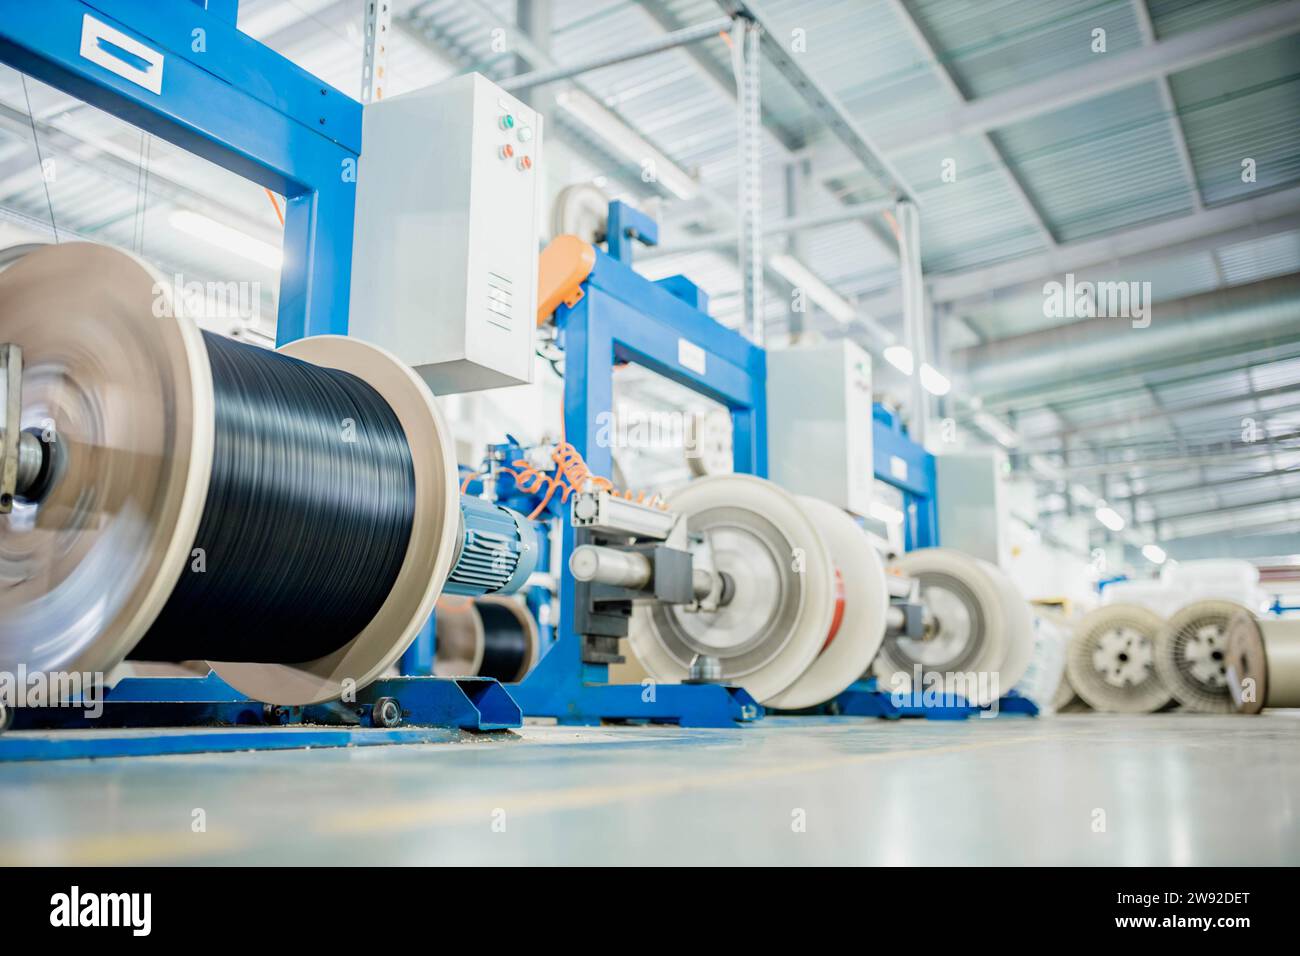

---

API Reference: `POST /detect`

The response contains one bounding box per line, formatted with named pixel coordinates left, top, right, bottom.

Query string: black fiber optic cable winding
left=129, top=332, right=416, bottom=664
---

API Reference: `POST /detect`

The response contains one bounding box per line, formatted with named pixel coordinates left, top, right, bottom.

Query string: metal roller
left=1155, top=600, right=1242, bottom=714
left=1224, top=611, right=1300, bottom=714
left=1066, top=604, right=1171, bottom=713
left=872, top=548, right=1032, bottom=707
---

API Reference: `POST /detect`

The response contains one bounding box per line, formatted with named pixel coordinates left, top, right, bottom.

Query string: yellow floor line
left=0, top=829, right=245, bottom=867
left=317, top=732, right=1059, bottom=836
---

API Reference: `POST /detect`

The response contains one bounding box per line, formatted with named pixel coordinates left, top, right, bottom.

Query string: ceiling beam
left=885, top=0, right=1057, bottom=250
left=844, top=0, right=1300, bottom=157
left=713, top=0, right=918, bottom=204
left=861, top=188, right=1300, bottom=316
left=638, top=0, right=803, bottom=151
left=1132, top=0, right=1205, bottom=214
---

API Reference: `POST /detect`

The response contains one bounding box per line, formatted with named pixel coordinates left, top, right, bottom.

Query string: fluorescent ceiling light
left=1095, top=504, right=1126, bottom=532
left=555, top=90, right=698, bottom=200
left=1142, top=543, right=1167, bottom=565
left=767, top=254, right=856, bottom=323
left=869, top=500, right=905, bottom=525
left=919, top=362, right=951, bottom=396
left=976, top=411, right=1022, bottom=449
left=883, top=345, right=914, bottom=375
left=170, top=210, right=282, bottom=269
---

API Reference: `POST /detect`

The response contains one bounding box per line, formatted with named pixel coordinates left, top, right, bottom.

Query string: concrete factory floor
left=2, top=713, right=1297, bottom=865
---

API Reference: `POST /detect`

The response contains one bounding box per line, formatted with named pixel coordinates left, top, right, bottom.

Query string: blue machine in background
left=508, top=202, right=764, bottom=727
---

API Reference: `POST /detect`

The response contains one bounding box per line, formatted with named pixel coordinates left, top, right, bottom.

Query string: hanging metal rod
left=500, top=16, right=736, bottom=92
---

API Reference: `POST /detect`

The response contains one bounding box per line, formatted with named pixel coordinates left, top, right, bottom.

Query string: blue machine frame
left=0, top=0, right=524, bottom=759
left=509, top=203, right=763, bottom=727
left=871, top=403, right=938, bottom=551
left=0, top=0, right=356, bottom=343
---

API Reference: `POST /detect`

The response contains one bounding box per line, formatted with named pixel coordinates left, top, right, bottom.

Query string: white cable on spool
left=1066, top=604, right=1171, bottom=713
left=1155, top=600, right=1242, bottom=714
left=765, top=496, right=888, bottom=710
left=872, top=548, right=1031, bottom=708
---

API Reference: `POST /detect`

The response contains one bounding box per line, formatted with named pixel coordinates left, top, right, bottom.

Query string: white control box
left=766, top=341, right=874, bottom=517
left=936, top=452, right=1010, bottom=566
left=349, top=73, right=543, bottom=393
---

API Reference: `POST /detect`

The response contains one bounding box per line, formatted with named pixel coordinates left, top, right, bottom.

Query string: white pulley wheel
left=550, top=183, right=610, bottom=244
left=685, top=409, right=734, bottom=477
left=1066, top=604, right=1171, bottom=713
left=873, top=548, right=1011, bottom=707
left=627, top=474, right=834, bottom=703
left=766, top=497, right=888, bottom=710
left=1154, top=600, right=1241, bottom=714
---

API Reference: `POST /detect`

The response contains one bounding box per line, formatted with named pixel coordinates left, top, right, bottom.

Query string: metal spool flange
left=1066, top=604, right=1171, bottom=713
left=0, top=243, right=214, bottom=678
left=627, top=474, right=835, bottom=704
left=1154, top=600, right=1242, bottom=714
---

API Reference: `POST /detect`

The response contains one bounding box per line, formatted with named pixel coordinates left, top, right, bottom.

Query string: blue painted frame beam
left=872, top=403, right=938, bottom=550
left=511, top=243, right=765, bottom=725
left=0, top=0, right=361, bottom=343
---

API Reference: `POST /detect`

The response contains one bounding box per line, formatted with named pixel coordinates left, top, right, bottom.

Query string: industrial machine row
left=1, top=3, right=1294, bottom=762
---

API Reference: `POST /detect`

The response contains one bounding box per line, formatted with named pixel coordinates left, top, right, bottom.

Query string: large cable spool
left=627, top=474, right=838, bottom=704
left=1224, top=611, right=1300, bottom=714
left=1066, top=604, right=1170, bottom=713
left=433, top=594, right=540, bottom=682
left=872, top=549, right=1032, bottom=707
left=0, top=243, right=464, bottom=705
left=1155, top=600, right=1241, bottom=714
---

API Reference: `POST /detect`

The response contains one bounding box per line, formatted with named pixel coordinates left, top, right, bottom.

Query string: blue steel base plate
left=0, top=674, right=523, bottom=761
left=510, top=679, right=763, bottom=728
left=819, top=680, right=1040, bottom=721
left=0, top=725, right=505, bottom=762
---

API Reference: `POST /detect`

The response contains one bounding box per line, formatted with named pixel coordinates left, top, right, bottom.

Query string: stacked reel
left=1066, top=605, right=1171, bottom=713
left=433, top=594, right=541, bottom=682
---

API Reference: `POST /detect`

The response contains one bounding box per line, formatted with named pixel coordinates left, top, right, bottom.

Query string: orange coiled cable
left=508, top=441, right=661, bottom=520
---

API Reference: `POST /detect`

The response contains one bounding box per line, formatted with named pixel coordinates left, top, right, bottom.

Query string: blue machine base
left=828, top=679, right=1039, bottom=721
left=510, top=679, right=763, bottom=728
left=0, top=673, right=522, bottom=762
